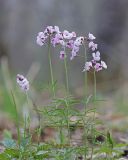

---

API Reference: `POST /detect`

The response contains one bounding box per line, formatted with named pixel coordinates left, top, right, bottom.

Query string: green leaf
left=2, top=138, right=16, bottom=148
left=36, top=150, right=49, bottom=156
left=0, top=153, right=10, bottom=160
left=107, top=131, right=114, bottom=149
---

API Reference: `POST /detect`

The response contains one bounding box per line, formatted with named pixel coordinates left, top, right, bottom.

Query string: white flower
left=17, top=74, right=29, bottom=91
left=72, top=32, right=76, bottom=38
left=101, top=61, right=107, bottom=69
left=46, top=26, right=54, bottom=34
left=54, top=26, right=60, bottom=33
left=88, top=41, right=98, bottom=51
left=92, top=51, right=100, bottom=61
left=74, top=37, right=84, bottom=46
left=59, top=40, right=66, bottom=46
left=63, top=30, right=75, bottom=39
left=36, top=32, right=46, bottom=46
left=38, top=32, right=45, bottom=38
left=36, top=37, right=44, bottom=46
left=88, top=33, right=96, bottom=40
left=83, top=61, right=92, bottom=71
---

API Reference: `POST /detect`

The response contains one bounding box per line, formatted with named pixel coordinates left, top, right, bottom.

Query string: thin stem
left=27, top=93, right=41, bottom=145
left=59, top=120, right=64, bottom=144
left=63, top=46, right=69, bottom=94
left=83, top=43, right=88, bottom=159
left=47, top=37, right=64, bottom=146
left=65, top=100, right=70, bottom=143
left=11, top=91, right=20, bottom=149
left=26, top=92, right=29, bottom=108
left=48, top=37, right=55, bottom=98
left=25, top=92, right=31, bottom=135
left=32, top=102, right=41, bottom=127
left=32, top=102, right=41, bottom=145
left=83, top=43, right=88, bottom=99
left=90, top=112, right=95, bottom=160
left=93, top=70, right=97, bottom=100
left=23, top=116, right=26, bottom=139
left=64, top=57, right=69, bottom=94
left=90, top=70, right=97, bottom=160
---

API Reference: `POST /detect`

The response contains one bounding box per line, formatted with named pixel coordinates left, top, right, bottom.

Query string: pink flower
left=59, top=51, right=66, bottom=60
left=94, top=61, right=107, bottom=72
left=92, top=51, right=100, bottom=61
left=94, top=63, right=102, bottom=72
left=17, top=74, right=29, bottom=91
left=66, top=40, right=74, bottom=49
left=83, top=62, right=92, bottom=71
left=88, top=33, right=96, bottom=40
left=51, top=33, right=63, bottom=47
left=51, top=37, right=59, bottom=47
left=70, top=45, right=79, bottom=60
left=63, top=30, right=76, bottom=39
left=89, top=41, right=98, bottom=51
left=83, top=59, right=107, bottom=72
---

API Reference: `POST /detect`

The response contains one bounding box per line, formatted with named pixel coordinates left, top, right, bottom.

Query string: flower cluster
left=88, top=33, right=97, bottom=51
left=36, top=26, right=107, bottom=72
left=83, top=36, right=107, bottom=72
left=36, top=26, right=84, bottom=60
left=17, top=74, right=29, bottom=91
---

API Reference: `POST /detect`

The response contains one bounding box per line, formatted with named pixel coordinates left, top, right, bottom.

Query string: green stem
left=93, top=70, right=96, bottom=100
left=48, top=37, right=55, bottom=98
left=83, top=43, right=88, bottom=99
left=83, top=43, right=88, bottom=159
left=24, top=115, right=27, bottom=138
left=63, top=45, right=69, bottom=94
left=27, top=93, right=41, bottom=145
left=90, top=70, right=97, bottom=160
left=65, top=100, right=70, bottom=143
left=11, top=91, right=20, bottom=149
left=90, top=110, right=96, bottom=160
left=64, top=57, right=69, bottom=94
left=81, top=116, right=87, bottom=158
left=26, top=92, right=31, bottom=135
left=48, top=37, right=64, bottom=146
left=59, top=121, right=64, bottom=144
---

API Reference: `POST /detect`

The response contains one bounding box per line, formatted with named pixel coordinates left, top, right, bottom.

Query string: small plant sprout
left=16, top=74, right=29, bottom=91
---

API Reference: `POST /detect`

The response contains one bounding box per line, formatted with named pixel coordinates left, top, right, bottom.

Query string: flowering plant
left=14, top=26, right=109, bottom=159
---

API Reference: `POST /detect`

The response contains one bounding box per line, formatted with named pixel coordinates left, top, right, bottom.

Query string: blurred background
left=1, top=0, right=128, bottom=118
